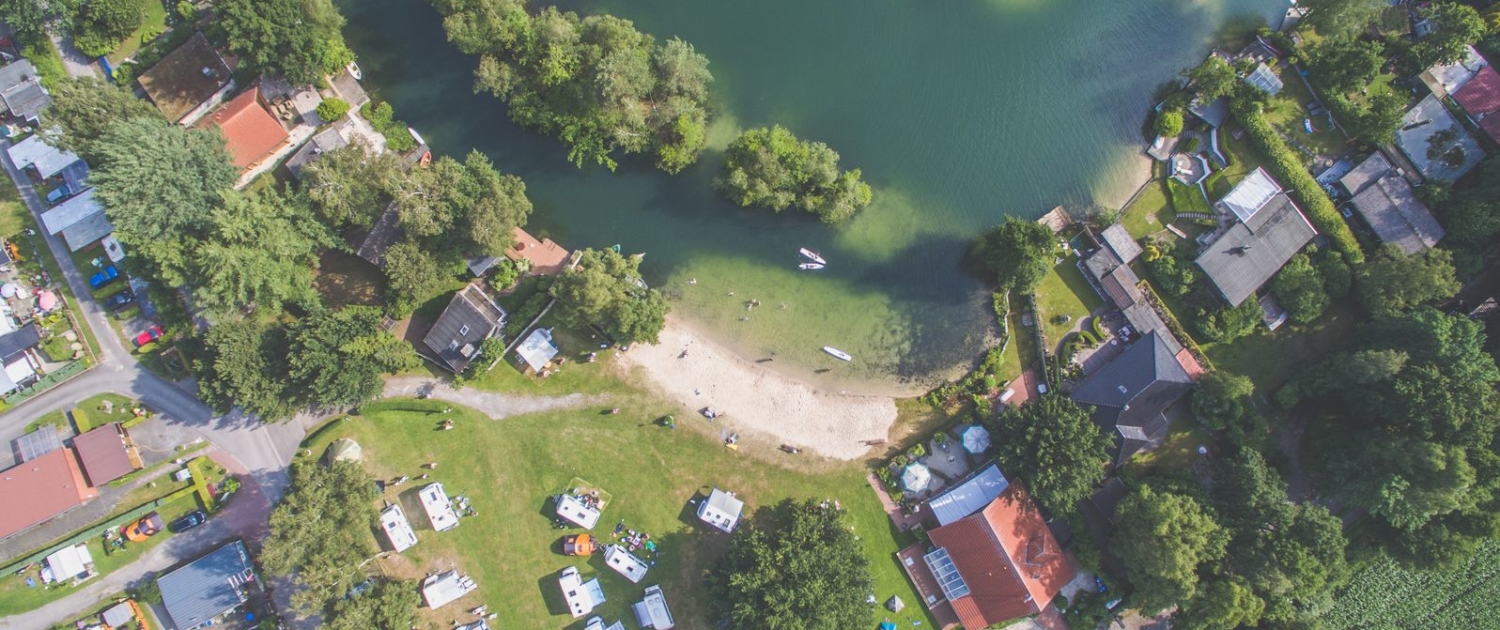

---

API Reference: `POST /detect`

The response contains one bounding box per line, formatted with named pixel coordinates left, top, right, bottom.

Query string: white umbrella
left=0, top=284, right=15, bottom=298
left=901, top=463, right=932, bottom=492
left=962, top=425, right=991, bottom=454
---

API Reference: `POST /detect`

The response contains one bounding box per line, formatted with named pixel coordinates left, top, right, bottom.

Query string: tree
left=551, top=248, right=670, bottom=344
left=0, top=0, right=80, bottom=39
left=1195, top=298, right=1262, bottom=343
left=453, top=151, right=532, bottom=256
left=286, top=307, right=422, bottom=409
left=1155, top=109, right=1184, bottom=137
left=196, top=321, right=294, bottom=419
left=71, top=0, right=144, bottom=58
left=316, top=97, right=351, bottom=122
left=217, top=0, right=353, bottom=86
left=1414, top=3, right=1489, bottom=66
left=326, top=579, right=419, bottom=630
left=192, top=188, right=336, bottom=315
left=40, top=77, right=162, bottom=161
left=1184, top=57, right=1237, bottom=101
left=1317, top=251, right=1353, bottom=299
left=301, top=142, right=402, bottom=229
left=91, top=117, right=237, bottom=254
left=1340, top=88, right=1407, bottom=145
left=1271, top=253, right=1330, bottom=324
left=262, top=460, right=379, bottom=615
left=1300, top=0, right=1386, bottom=39
left=1191, top=371, right=1254, bottom=432
left=1111, top=485, right=1229, bottom=613
left=382, top=241, right=444, bottom=317
left=717, top=126, right=873, bottom=222
left=1145, top=248, right=1200, bottom=297
left=989, top=395, right=1111, bottom=516
left=1305, top=38, right=1385, bottom=95
left=1355, top=245, right=1460, bottom=317
left=974, top=218, right=1054, bottom=295
left=708, top=500, right=872, bottom=629
left=390, top=152, right=531, bottom=257
left=1174, top=577, right=1264, bottom=630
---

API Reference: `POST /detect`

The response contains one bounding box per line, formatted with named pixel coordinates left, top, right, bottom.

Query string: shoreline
left=615, top=316, right=899, bottom=461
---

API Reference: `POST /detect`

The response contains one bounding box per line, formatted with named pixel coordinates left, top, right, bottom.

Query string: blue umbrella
left=880, top=623, right=896, bottom=630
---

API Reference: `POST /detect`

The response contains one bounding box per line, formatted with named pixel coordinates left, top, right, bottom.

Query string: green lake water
left=339, top=0, right=1286, bottom=394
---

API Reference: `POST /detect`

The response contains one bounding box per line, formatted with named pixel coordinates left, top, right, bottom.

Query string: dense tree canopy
left=0, top=0, right=79, bottom=39
left=1355, top=245, right=1460, bottom=318
left=71, top=0, right=143, bottom=58
left=1112, top=485, right=1229, bottom=613
left=1183, top=56, right=1237, bottom=101
left=435, top=0, right=713, bottom=172
left=301, top=142, right=403, bottom=229
left=196, top=321, right=294, bottom=419
left=1155, top=109, right=1184, bottom=137
left=989, top=395, right=1111, bottom=516
left=1271, top=252, right=1330, bottom=324
left=392, top=151, right=532, bottom=257
left=192, top=189, right=336, bottom=315
left=718, top=125, right=873, bottom=223
left=973, top=218, right=1053, bottom=295
left=326, top=579, right=418, bottom=630
left=217, top=0, right=354, bottom=86
left=1414, top=3, right=1489, bottom=67
left=551, top=248, right=669, bottom=344
left=42, top=77, right=163, bottom=161
left=1305, top=38, right=1384, bottom=96
left=1174, top=577, right=1264, bottom=630
left=262, top=460, right=379, bottom=614
left=1300, top=0, right=1385, bottom=39
left=709, top=500, right=872, bottom=629
left=1191, top=371, right=1254, bottom=432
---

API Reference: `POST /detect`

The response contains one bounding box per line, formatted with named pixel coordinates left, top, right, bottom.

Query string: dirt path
left=381, top=376, right=603, bottom=419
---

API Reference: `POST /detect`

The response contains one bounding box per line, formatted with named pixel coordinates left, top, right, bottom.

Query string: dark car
left=103, top=291, right=134, bottom=311
left=168, top=510, right=207, bottom=533
left=132, top=325, right=162, bottom=348
left=88, top=266, right=119, bottom=289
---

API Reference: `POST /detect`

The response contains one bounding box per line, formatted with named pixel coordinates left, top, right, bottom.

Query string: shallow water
left=339, top=0, right=1285, bottom=392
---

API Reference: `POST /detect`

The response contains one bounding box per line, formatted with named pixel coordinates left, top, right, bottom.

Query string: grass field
left=1263, top=67, right=1352, bottom=164
left=1201, top=298, right=1358, bottom=396
left=303, top=400, right=937, bottom=630
left=1119, top=165, right=1173, bottom=240
left=1035, top=257, right=1103, bottom=352
left=1204, top=134, right=1271, bottom=200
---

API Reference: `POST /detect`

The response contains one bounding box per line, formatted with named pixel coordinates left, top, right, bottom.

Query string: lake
left=338, top=0, right=1286, bottom=394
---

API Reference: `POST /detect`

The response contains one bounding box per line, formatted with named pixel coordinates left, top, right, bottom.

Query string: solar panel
left=17, top=425, right=62, bottom=462
left=923, top=548, right=970, bottom=600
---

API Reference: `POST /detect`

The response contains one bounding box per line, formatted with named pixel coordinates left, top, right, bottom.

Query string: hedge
left=356, top=399, right=451, bottom=415
left=1230, top=97, right=1365, bottom=263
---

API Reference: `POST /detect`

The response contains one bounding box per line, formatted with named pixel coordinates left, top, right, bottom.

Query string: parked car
left=132, top=325, right=162, bottom=348
left=103, top=291, right=134, bottom=311
left=88, top=266, right=119, bottom=289
left=168, top=510, right=207, bottom=533
left=123, top=512, right=163, bottom=542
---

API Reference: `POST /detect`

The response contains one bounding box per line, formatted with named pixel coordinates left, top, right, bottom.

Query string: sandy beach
left=616, top=317, right=898, bottom=460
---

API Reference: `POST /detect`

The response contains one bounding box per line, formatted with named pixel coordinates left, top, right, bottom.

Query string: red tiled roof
left=1455, top=66, right=1500, bottom=116
left=0, top=449, right=97, bottom=538
left=73, top=423, right=137, bottom=486
left=1479, top=114, right=1500, bottom=145
left=926, top=485, right=1077, bottom=629
left=198, top=87, right=289, bottom=169
left=505, top=227, right=571, bottom=275
left=1175, top=348, right=1206, bottom=381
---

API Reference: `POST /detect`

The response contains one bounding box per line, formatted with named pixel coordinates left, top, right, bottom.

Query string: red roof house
left=899, top=485, right=1077, bottom=629
left=198, top=86, right=290, bottom=171
left=0, top=449, right=98, bottom=539
left=1455, top=66, right=1500, bottom=117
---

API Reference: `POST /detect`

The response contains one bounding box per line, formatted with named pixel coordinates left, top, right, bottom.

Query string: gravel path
left=381, top=376, right=602, bottom=419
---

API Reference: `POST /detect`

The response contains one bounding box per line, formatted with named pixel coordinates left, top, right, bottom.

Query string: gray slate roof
left=423, top=284, right=507, bottom=373
left=1396, top=94, right=1485, bottom=182
left=40, top=188, right=101, bottom=235
left=0, top=61, right=50, bottom=122
left=1100, top=224, right=1141, bottom=264
left=285, top=125, right=349, bottom=179
left=0, top=324, right=40, bottom=364
left=330, top=68, right=370, bottom=108
left=1342, top=153, right=1444, bottom=254
left=157, top=540, right=255, bottom=630
left=1188, top=97, right=1230, bottom=128
left=1071, top=332, right=1193, bottom=463
left=355, top=202, right=403, bottom=267
left=60, top=212, right=114, bottom=252
left=1196, top=193, right=1316, bottom=307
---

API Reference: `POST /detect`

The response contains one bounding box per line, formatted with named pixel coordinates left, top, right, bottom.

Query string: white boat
left=798, top=248, right=826, bottom=265
left=346, top=61, right=363, bottom=80
left=823, top=346, right=852, bottom=361
left=798, top=262, right=824, bottom=271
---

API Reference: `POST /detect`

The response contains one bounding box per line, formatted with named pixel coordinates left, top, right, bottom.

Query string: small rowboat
left=798, top=262, right=824, bottom=271
left=823, top=346, right=852, bottom=361
left=798, top=248, right=826, bottom=265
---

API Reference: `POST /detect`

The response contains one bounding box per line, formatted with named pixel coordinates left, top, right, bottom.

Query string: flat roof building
left=8, top=135, right=81, bottom=180
left=1341, top=152, right=1445, bottom=254
left=157, top=541, right=257, bottom=630
left=505, top=227, right=572, bottom=275
left=1396, top=94, right=1485, bottom=182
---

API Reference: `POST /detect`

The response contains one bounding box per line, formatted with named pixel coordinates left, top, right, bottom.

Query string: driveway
left=48, top=33, right=101, bottom=79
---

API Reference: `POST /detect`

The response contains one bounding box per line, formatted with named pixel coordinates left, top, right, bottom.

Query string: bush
left=907, top=443, right=927, bottom=459
left=490, top=258, right=524, bottom=292
left=112, top=61, right=136, bottom=85
left=356, top=399, right=449, bottom=415
left=316, top=97, right=350, bottom=122
left=1156, top=109, right=1185, bottom=136
left=1180, top=137, right=1200, bottom=153
left=175, top=0, right=197, bottom=21
left=360, top=101, right=419, bottom=153
left=135, top=341, right=157, bottom=354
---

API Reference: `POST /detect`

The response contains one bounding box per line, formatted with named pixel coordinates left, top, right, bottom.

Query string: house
left=329, top=67, right=371, bottom=109
left=421, top=570, right=476, bottom=609
left=696, top=488, right=744, bottom=533
left=198, top=87, right=291, bottom=171
left=1195, top=168, right=1317, bottom=307
left=1245, top=63, right=1284, bottom=95
left=0, top=323, right=42, bottom=394
left=137, top=32, right=232, bottom=124
left=7, top=135, right=81, bottom=180
left=0, top=60, right=51, bottom=123
left=42, top=543, right=94, bottom=583
left=1419, top=45, right=1488, bottom=98
left=422, top=284, right=507, bottom=373
left=1099, top=224, right=1142, bottom=264
left=0, top=448, right=97, bottom=538
left=100, top=601, right=134, bottom=628
left=1340, top=152, right=1445, bottom=254
left=604, top=545, right=650, bottom=583
left=927, top=463, right=1010, bottom=527
left=355, top=202, right=403, bottom=267
left=898, top=486, right=1077, bottom=630
left=515, top=328, right=560, bottom=373
left=380, top=503, right=418, bottom=552
left=632, top=585, right=675, bottom=630
left=1071, top=332, right=1195, bottom=463
left=1395, top=94, right=1485, bottom=182
left=1079, top=233, right=1188, bottom=361
left=418, top=482, right=460, bottom=532
left=1188, top=97, right=1231, bottom=128
left=1454, top=65, right=1500, bottom=144
left=284, top=124, right=351, bottom=179
left=505, top=226, right=572, bottom=275
left=157, top=541, right=257, bottom=630
left=71, top=423, right=141, bottom=486
left=560, top=566, right=606, bottom=617
left=39, top=188, right=115, bottom=252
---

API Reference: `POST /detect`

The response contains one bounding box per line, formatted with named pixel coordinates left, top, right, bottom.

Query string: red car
left=132, top=326, right=162, bottom=348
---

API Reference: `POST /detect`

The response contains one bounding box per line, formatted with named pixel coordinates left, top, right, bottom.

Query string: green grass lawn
left=1201, top=298, right=1359, bottom=396
left=69, top=393, right=139, bottom=433
left=304, top=402, right=937, bottom=630
left=1035, top=257, right=1103, bottom=352
left=1128, top=415, right=1209, bottom=477
left=107, top=0, right=169, bottom=65
left=1263, top=67, right=1353, bottom=164
left=1166, top=178, right=1211, bottom=215
left=0, top=490, right=200, bottom=616
left=1120, top=172, right=1174, bottom=240
left=1204, top=133, right=1271, bottom=200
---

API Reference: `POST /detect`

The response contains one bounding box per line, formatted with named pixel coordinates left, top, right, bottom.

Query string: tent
left=886, top=595, right=904, bottom=612
left=325, top=438, right=363, bottom=463
left=880, top=623, right=897, bottom=630
left=962, top=425, right=991, bottom=454
left=902, top=463, right=932, bottom=492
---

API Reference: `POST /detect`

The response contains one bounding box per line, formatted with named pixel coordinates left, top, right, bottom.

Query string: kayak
left=823, top=346, right=852, bottom=361
left=798, top=248, right=827, bottom=265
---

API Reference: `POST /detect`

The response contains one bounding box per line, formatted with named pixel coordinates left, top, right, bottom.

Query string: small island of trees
left=717, top=125, right=874, bottom=223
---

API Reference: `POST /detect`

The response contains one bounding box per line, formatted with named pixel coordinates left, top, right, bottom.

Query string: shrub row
left=356, top=399, right=450, bottom=415
left=1230, top=97, right=1365, bottom=263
